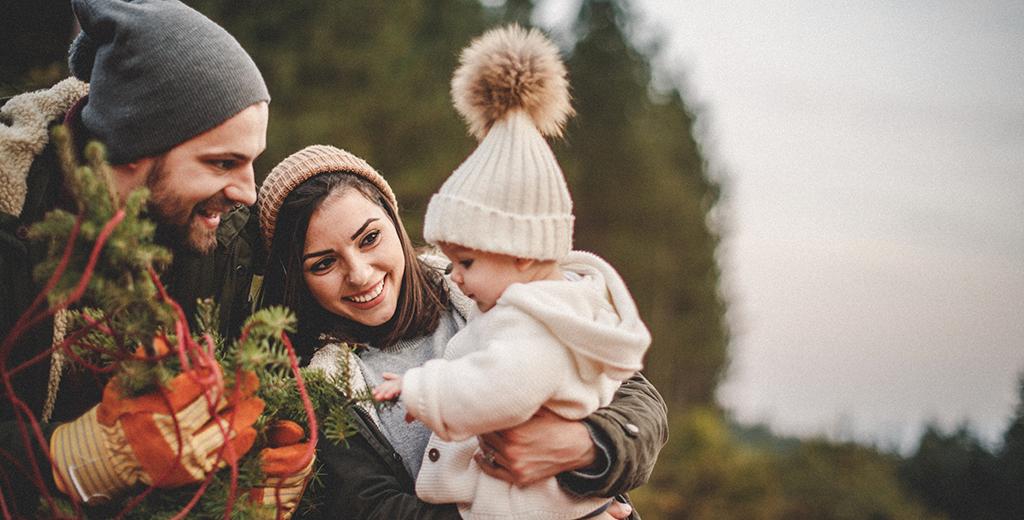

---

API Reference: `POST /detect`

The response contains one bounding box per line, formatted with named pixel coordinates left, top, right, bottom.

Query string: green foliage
left=258, top=346, right=373, bottom=444
left=561, top=0, right=728, bottom=407
left=0, top=2, right=73, bottom=96
left=632, top=407, right=941, bottom=520
left=189, top=0, right=495, bottom=242
left=227, top=306, right=296, bottom=379
left=1000, top=376, right=1024, bottom=514
left=31, top=129, right=175, bottom=355
left=30, top=131, right=365, bottom=518
left=899, top=376, right=1024, bottom=519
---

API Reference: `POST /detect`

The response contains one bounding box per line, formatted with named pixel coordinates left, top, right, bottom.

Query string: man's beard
left=146, top=159, right=227, bottom=254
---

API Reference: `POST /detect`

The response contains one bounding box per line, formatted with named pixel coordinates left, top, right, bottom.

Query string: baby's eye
left=460, top=259, right=474, bottom=269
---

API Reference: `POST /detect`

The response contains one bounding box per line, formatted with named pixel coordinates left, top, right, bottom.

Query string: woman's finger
left=475, top=452, right=514, bottom=481
left=477, top=430, right=507, bottom=453
left=606, top=498, right=632, bottom=519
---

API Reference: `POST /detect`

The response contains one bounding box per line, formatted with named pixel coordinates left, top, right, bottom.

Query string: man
left=0, top=0, right=304, bottom=516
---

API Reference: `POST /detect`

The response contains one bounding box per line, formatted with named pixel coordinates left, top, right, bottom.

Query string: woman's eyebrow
left=302, top=249, right=332, bottom=261
left=350, top=218, right=379, bottom=240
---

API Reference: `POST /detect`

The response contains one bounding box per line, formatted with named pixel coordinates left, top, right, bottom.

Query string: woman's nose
left=346, top=259, right=373, bottom=287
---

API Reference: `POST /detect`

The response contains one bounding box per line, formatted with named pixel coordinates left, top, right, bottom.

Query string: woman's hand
left=606, top=498, right=633, bottom=519
left=475, top=408, right=596, bottom=486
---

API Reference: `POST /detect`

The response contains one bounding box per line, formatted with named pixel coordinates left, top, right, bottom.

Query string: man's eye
left=212, top=159, right=236, bottom=170
left=360, top=230, right=380, bottom=248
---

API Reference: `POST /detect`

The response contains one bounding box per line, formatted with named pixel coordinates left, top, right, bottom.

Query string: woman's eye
left=360, top=230, right=380, bottom=248
left=309, top=258, right=335, bottom=273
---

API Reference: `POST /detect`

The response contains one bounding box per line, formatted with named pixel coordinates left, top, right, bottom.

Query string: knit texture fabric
left=423, top=110, right=573, bottom=261
left=68, top=0, right=269, bottom=164
left=404, top=251, right=650, bottom=519
left=258, top=145, right=397, bottom=248
left=423, top=25, right=575, bottom=261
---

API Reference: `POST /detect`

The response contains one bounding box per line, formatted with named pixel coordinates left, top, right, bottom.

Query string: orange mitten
left=248, top=420, right=316, bottom=519
left=50, top=368, right=263, bottom=504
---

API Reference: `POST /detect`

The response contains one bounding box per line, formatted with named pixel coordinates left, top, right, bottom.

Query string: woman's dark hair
left=260, top=171, right=449, bottom=357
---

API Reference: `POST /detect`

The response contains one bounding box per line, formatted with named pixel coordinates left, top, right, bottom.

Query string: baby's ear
left=514, top=257, right=536, bottom=272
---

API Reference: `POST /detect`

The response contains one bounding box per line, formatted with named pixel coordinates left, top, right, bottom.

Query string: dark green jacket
left=302, top=372, right=667, bottom=519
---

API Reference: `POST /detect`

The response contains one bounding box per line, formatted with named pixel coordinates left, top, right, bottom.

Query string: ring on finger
left=483, top=450, right=497, bottom=466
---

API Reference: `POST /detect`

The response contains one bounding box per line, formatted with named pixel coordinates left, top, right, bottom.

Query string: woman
left=257, top=145, right=667, bottom=519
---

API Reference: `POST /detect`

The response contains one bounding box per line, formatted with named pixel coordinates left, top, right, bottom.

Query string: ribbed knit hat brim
left=259, top=145, right=396, bottom=248
left=425, top=192, right=574, bottom=260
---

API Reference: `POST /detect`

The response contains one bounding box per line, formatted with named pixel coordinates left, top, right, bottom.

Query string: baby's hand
left=373, top=372, right=403, bottom=402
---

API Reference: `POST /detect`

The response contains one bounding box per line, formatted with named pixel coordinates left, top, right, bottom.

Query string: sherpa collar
left=0, top=78, right=89, bottom=217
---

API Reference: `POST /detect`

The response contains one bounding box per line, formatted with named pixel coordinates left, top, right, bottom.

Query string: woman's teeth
left=347, top=279, right=384, bottom=303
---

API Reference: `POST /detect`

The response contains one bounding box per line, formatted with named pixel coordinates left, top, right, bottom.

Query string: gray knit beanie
left=68, top=0, right=270, bottom=165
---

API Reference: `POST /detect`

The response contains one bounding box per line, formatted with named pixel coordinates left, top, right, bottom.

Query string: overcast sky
left=541, top=0, right=1024, bottom=451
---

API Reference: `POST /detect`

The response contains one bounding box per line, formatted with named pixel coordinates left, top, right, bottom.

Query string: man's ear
left=110, top=158, right=152, bottom=202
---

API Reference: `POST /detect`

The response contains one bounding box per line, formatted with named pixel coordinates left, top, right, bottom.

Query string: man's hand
left=248, top=420, right=315, bottom=520
left=50, top=368, right=263, bottom=504
left=475, top=408, right=596, bottom=486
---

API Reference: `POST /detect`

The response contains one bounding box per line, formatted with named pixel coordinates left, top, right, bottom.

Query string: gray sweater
left=356, top=309, right=465, bottom=477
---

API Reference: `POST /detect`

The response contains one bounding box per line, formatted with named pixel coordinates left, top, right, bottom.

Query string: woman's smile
left=344, top=277, right=386, bottom=307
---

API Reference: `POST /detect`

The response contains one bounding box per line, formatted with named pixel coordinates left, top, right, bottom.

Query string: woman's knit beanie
left=422, top=25, right=576, bottom=261
left=258, top=145, right=397, bottom=248
left=68, top=0, right=269, bottom=164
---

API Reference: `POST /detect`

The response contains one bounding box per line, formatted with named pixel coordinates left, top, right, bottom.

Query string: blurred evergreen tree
left=633, top=408, right=941, bottom=520
left=0, top=0, right=74, bottom=96
left=899, top=423, right=1011, bottom=519
left=500, top=0, right=534, bottom=26
left=999, top=376, right=1024, bottom=517
left=560, top=0, right=728, bottom=408
left=197, top=0, right=729, bottom=410
left=191, top=0, right=493, bottom=239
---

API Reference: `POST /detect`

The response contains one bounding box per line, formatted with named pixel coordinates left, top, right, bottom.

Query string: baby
left=373, top=25, right=651, bottom=520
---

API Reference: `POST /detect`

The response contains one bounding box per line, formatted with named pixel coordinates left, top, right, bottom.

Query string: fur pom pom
left=451, top=25, right=574, bottom=140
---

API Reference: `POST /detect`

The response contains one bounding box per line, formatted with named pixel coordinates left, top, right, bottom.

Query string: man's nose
left=224, top=164, right=257, bottom=206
